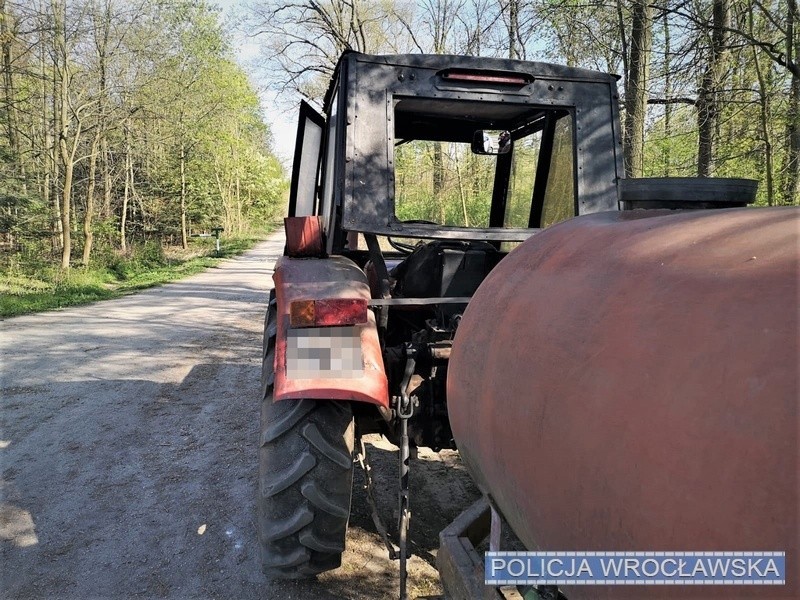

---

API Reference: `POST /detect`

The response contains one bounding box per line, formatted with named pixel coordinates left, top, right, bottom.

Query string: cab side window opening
left=504, top=130, right=542, bottom=229
left=320, top=89, right=339, bottom=232
left=541, top=116, right=575, bottom=228
left=287, top=101, right=325, bottom=218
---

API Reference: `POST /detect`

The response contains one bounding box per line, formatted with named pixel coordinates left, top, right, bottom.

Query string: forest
left=1, top=0, right=797, bottom=310
left=0, top=0, right=286, bottom=309
left=246, top=0, right=798, bottom=224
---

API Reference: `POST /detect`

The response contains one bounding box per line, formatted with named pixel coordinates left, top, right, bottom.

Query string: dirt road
left=0, top=233, right=480, bottom=600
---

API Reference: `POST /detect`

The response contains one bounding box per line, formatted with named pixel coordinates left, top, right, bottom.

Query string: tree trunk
left=60, top=111, right=84, bottom=270
left=97, top=0, right=112, bottom=220
left=54, top=0, right=72, bottom=270
left=697, top=0, right=730, bottom=177
left=39, top=35, right=58, bottom=252
left=1, top=0, right=24, bottom=186
left=454, top=152, right=469, bottom=226
left=59, top=137, right=72, bottom=269
left=662, top=5, right=671, bottom=176
left=49, top=8, right=63, bottom=252
left=214, top=165, right=231, bottom=232
left=507, top=0, right=519, bottom=60
left=51, top=141, right=61, bottom=252
left=782, top=0, right=799, bottom=204
left=623, top=0, right=652, bottom=177
left=180, top=141, right=188, bottom=249
left=83, top=131, right=100, bottom=265
left=121, top=124, right=130, bottom=252
left=432, top=142, right=443, bottom=197
left=235, top=172, right=242, bottom=234
left=101, top=135, right=112, bottom=219
left=750, top=9, right=774, bottom=205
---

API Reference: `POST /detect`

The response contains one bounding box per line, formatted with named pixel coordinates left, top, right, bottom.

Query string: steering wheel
left=387, top=237, right=417, bottom=254
left=386, top=220, right=438, bottom=254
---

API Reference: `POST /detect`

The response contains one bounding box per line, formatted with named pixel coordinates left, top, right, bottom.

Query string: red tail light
left=439, top=69, right=533, bottom=86
left=289, top=298, right=369, bottom=328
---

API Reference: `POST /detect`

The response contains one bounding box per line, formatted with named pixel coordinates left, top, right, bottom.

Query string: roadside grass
left=0, top=234, right=270, bottom=319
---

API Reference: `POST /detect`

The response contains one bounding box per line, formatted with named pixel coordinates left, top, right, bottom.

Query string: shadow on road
left=1, top=236, right=481, bottom=599
left=1, top=361, right=480, bottom=599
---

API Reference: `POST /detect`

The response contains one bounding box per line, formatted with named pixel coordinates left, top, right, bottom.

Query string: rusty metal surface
left=284, top=215, right=325, bottom=257
left=438, top=497, right=505, bottom=600
left=273, top=255, right=389, bottom=407
left=447, top=207, right=799, bottom=599
left=619, top=177, right=758, bottom=208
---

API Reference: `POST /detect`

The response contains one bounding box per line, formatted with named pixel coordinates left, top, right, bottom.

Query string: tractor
left=256, top=51, right=765, bottom=598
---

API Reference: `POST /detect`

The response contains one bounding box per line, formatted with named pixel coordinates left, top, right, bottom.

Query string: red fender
left=272, top=255, right=389, bottom=408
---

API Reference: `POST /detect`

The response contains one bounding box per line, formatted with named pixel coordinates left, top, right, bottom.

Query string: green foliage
left=393, top=119, right=577, bottom=232
left=0, top=0, right=288, bottom=279
left=505, top=140, right=540, bottom=228
left=395, top=141, right=494, bottom=227
left=247, top=0, right=797, bottom=208
left=107, top=241, right=166, bottom=280
left=0, top=232, right=270, bottom=318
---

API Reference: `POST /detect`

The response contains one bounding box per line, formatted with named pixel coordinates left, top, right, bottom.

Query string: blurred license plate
left=286, top=326, right=363, bottom=379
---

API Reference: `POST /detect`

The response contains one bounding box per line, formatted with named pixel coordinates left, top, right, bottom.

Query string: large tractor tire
left=258, top=291, right=355, bottom=578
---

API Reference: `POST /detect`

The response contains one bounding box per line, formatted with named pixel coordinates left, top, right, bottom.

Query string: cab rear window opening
left=389, top=96, right=577, bottom=232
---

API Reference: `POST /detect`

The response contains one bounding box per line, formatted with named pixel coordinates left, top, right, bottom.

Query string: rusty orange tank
left=447, top=206, right=799, bottom=599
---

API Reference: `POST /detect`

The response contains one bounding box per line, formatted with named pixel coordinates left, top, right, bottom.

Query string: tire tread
left=258, top=291, right=354, bottom=579
left=301, top=422, right=353, bottom=469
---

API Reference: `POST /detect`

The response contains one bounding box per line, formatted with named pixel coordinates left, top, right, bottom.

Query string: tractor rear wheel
left=258, top=292, right=354, bottom=578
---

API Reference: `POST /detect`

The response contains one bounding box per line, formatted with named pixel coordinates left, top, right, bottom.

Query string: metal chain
left=397, top=343, right=417, bottom=600
left=354, top=430, right=398, bottom=560
left=398, top=415, right=411, bottom=600
left=354, top=343, right=417, bottom=600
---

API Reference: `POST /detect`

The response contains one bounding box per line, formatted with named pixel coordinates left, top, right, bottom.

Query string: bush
left=107, top=240, right=167, bottom=280
left=0, top=228, right=274, bottom=317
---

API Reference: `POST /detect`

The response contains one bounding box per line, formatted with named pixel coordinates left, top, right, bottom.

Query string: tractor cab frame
left=288, top=51, right=624, bottom=250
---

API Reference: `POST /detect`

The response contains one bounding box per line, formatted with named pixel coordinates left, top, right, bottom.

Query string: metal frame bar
left=438, top=497, right=505, bottom=600
left=368, top=297, right=472, bottom=307
left=528, top=112, right=558, bottom=228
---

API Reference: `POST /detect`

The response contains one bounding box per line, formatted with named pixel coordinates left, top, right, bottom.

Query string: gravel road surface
left=0, top=232, right=480, bottom=600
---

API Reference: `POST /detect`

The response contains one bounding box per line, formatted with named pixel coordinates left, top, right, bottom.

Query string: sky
left=213, top=0, right=298, bottom=169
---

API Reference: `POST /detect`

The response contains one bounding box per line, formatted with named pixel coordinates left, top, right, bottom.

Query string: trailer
left=444, top=207, right=798, bottom=600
